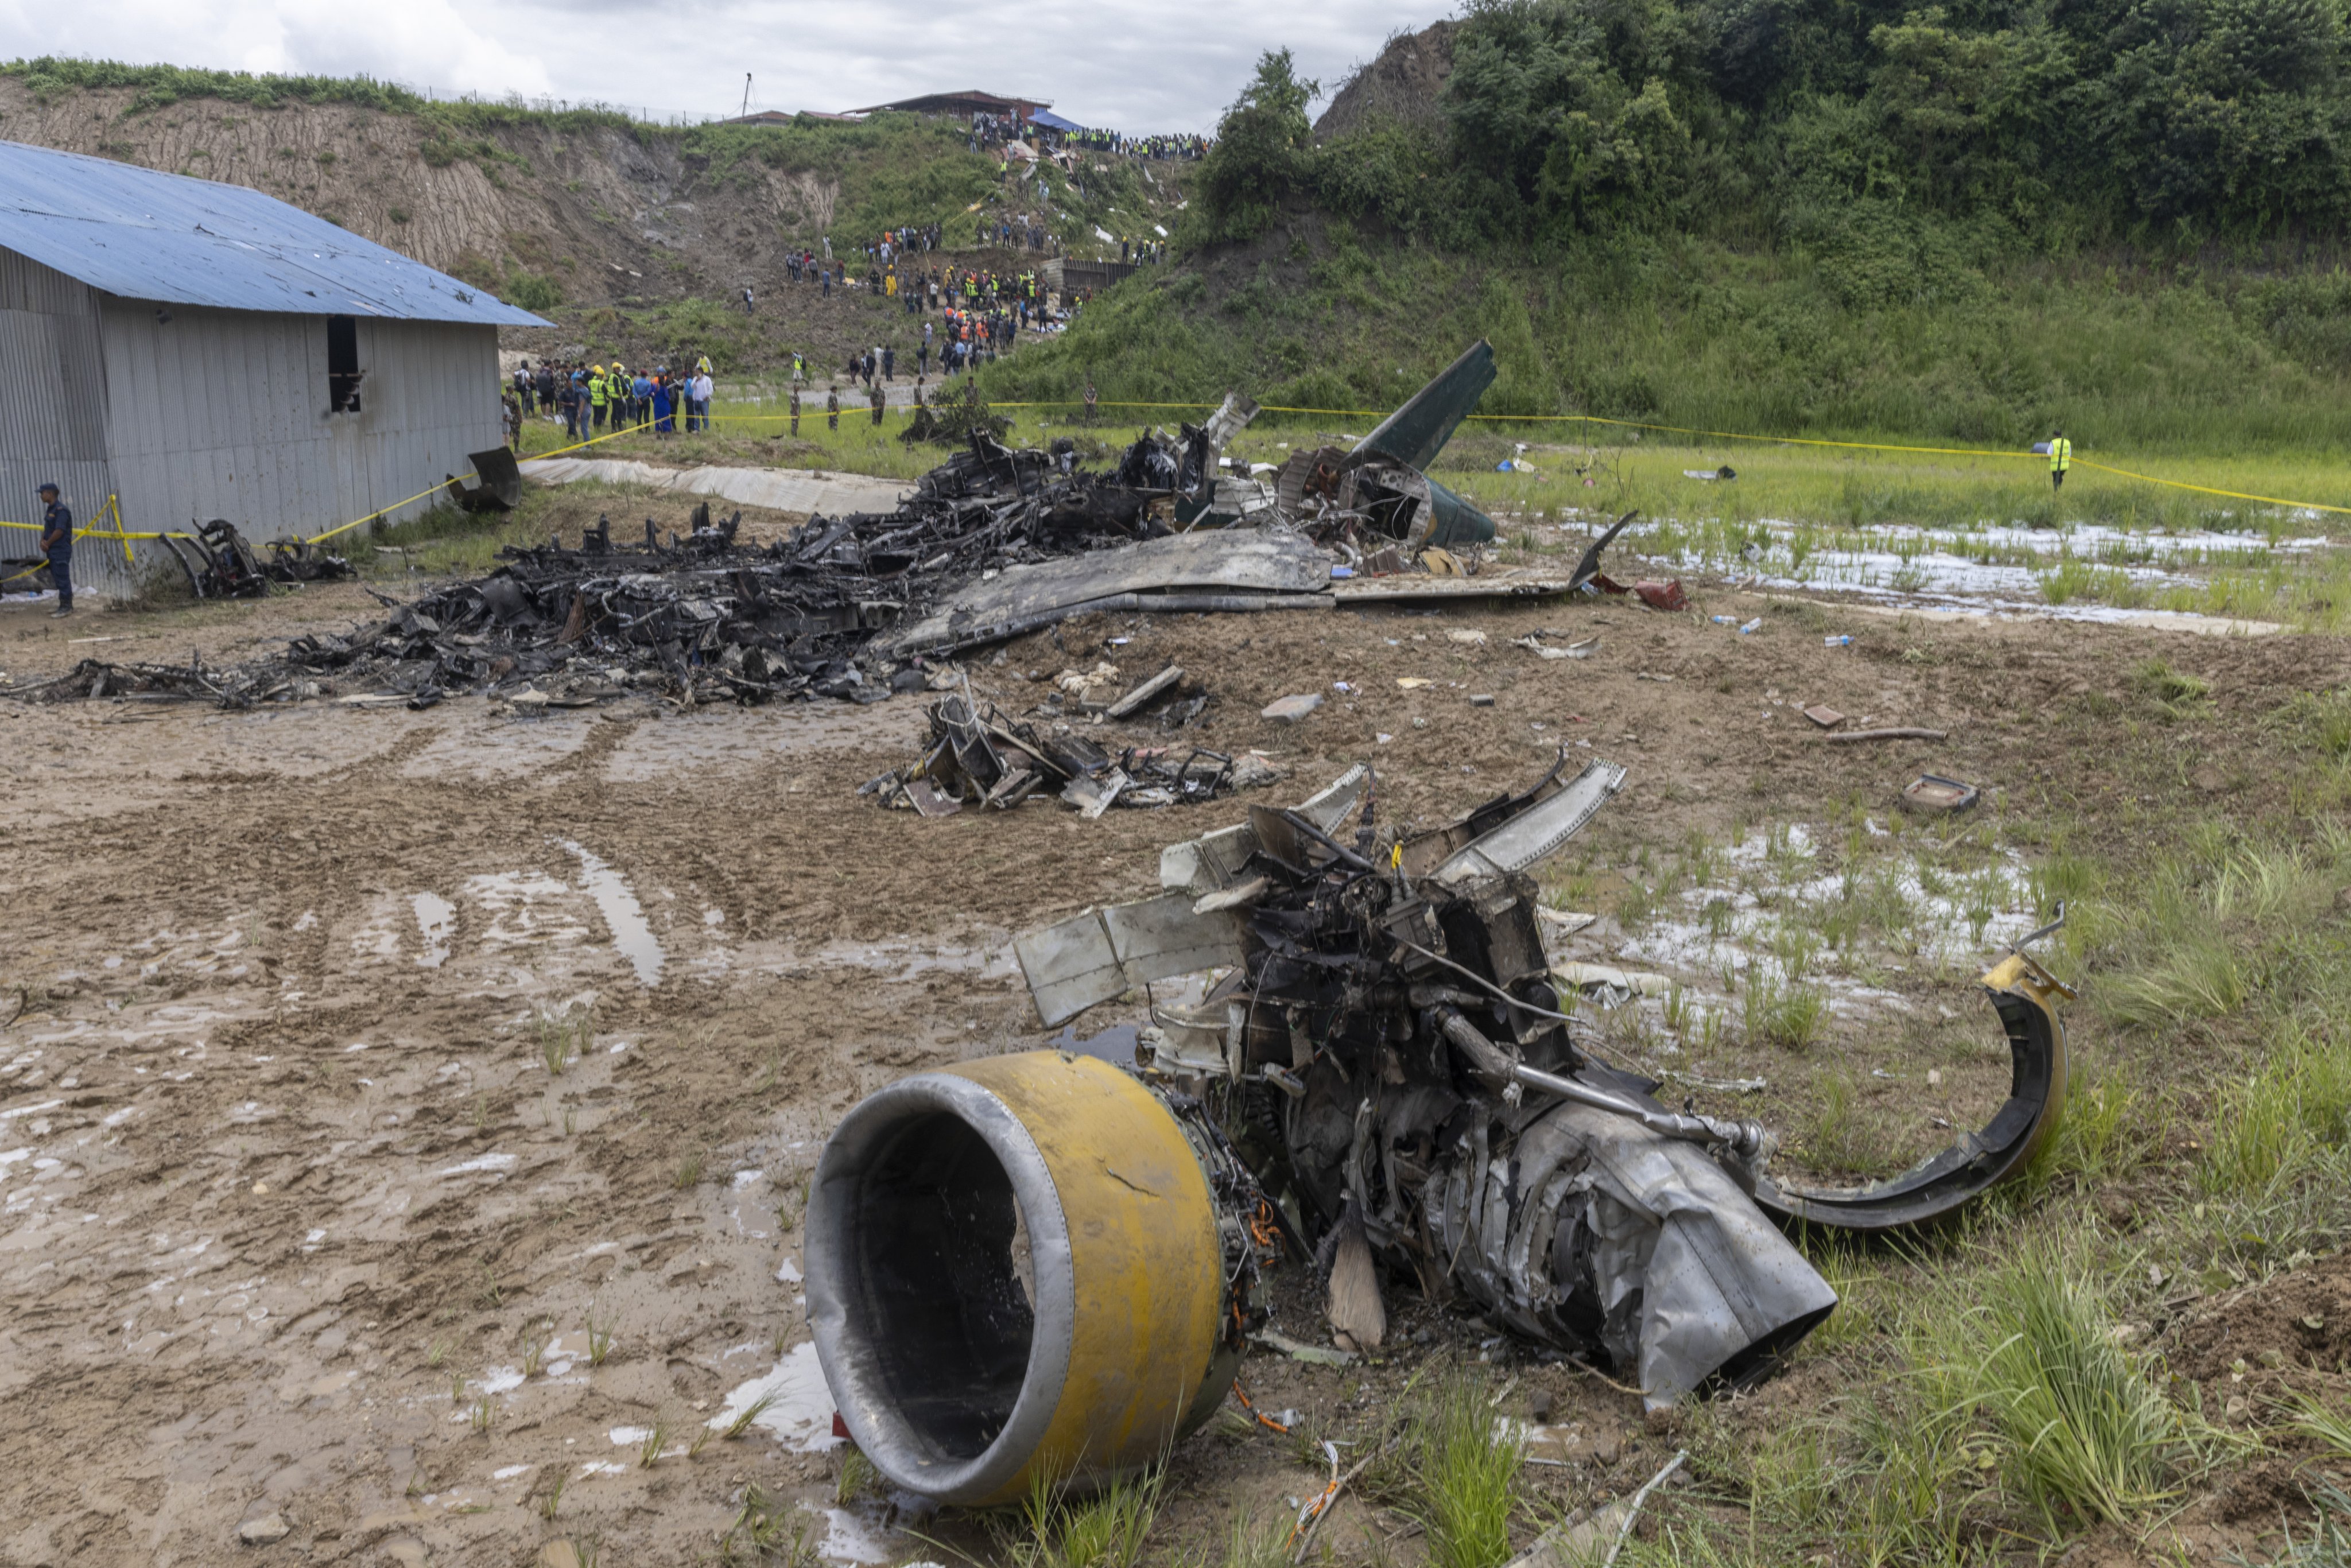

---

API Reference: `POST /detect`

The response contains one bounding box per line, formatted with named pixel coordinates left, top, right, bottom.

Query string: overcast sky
left=3, top=0, right=1448, bottom=132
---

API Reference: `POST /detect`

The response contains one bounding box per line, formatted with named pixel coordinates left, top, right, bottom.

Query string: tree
left=1188, top=49, right=1321, bottom=244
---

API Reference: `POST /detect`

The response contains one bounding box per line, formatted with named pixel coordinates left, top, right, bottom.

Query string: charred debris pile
left=7, top=344, right=1557, bottom=714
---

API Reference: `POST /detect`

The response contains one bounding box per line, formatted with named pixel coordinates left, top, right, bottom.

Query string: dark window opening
left=327, top=315, right=363, bottom=413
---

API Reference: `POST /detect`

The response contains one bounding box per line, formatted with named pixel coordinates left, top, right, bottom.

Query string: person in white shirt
left=690, top=370, right=715, bottom=433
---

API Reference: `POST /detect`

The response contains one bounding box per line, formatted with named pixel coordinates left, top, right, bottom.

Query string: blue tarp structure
left=0, top=138, right=548, bottom=326
left=1028, top=108, right=1084, bottom=134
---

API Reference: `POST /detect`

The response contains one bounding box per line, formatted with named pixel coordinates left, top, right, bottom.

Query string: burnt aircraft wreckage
left=11, top=347, right=1521, bottom=710
left=808, top=756, right=2073, bottom=1505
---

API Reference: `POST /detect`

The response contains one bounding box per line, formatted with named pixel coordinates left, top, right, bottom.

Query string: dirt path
left=1, top=576, right=2344, bottom=1564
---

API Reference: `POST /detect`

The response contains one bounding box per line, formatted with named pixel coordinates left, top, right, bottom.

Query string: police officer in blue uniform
left=37, top=482, right=71, bottom=617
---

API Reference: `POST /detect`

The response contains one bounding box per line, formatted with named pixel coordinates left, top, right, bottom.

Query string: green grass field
left=493, top=382, right=2351, bottom=632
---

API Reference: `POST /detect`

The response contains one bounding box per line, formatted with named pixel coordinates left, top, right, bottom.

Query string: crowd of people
left=969, top=108, right=1208, bottom=162
left=498, top=150, right=1189, bottom=451
left=1060, top=129, right=1208, bottom=160
left=968, top=110, right=1028, bottom=150
left=503, top=358, right=719, bottom=447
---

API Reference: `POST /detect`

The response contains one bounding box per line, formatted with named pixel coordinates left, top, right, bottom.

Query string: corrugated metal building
left=0, top=138, right=548, bottom=598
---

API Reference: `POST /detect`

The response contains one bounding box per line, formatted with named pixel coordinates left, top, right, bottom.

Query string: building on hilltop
left=0, top=138, right=547, bottom=598
left=722, top=110, right=863, bottom=125
left=845, top=90, right=1049, bottom=123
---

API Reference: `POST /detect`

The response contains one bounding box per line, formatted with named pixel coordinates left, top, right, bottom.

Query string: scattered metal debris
left=861, top=690, right=1277, bottom=816
left=809, top=751, right=2074, bottom=1502
left=1005, top=755, right=2070, bottom=1399
left=444, top=447, right=524, bottom=512
left=1900, top=773, right=1980, bottom=813
left=1832, top=726, right=1952, bottom=744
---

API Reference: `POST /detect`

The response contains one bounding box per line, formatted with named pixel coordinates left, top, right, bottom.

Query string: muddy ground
left=3, top=513, right=2349, bottom=1566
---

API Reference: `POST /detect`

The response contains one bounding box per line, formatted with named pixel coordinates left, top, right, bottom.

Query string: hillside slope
left=984, top=14, right=2351, bottom=456
left=0, top=65, right=1189, bottom=373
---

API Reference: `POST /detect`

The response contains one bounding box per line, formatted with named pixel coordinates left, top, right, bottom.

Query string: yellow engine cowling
left=806, top=1053, right=1247, bottom=1505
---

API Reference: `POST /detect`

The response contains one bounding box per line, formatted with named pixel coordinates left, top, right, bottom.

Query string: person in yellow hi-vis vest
left=2049, top=429, right=2071, bottom=491
left=588, top=364, right=608, bottom=430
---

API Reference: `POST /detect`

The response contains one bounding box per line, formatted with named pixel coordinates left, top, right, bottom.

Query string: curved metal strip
left=1752, top=954, right=2070, bottom=1232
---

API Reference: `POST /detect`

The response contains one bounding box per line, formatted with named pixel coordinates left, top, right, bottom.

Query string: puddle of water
left=813, top=1501, right=903, bottom=1565
left=1616, top=825, right=2036, bottom=986
left=437, top=1153, right=518, bottom=1177
left=1577, top=824, right=2039, bottom=1056
left=1621, top=515, right=2323, bottom=623
left=1047, top=1022, right=1140, bottom=1067
left=412, top=894, right=455, bottom=969
left=711, top=1340, right=839, bottom=1451
left=463, top=871, right=592, bottom=953
left=781, top=938, right=1019, bottom=982
left=557, top=840, right=664, bottom=987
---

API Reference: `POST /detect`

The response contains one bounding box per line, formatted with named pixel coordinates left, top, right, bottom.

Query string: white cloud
left=7, top=0, right=1446, bottom=131
left=269, top=0, right=556, bottom=97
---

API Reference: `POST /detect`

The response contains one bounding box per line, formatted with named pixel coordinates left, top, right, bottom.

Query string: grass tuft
left=537, top=1006, right=592, bottom=1076
left=2202, top=1024, right=2351, bottom=1194
left=726, top=1485, right=817, bottom=1565
left=835, top=1443, right=879, bottom=1504
left=2133, top=658, right=2213, bottom=720
left=1405, top=1374, right=1523, bottom=1568
left=727, top=1393, right=777, bottom=1441
left=1000, top=1465, right=1164, bottom=1568
left=1958, top=1248, right=2192, bottom=1525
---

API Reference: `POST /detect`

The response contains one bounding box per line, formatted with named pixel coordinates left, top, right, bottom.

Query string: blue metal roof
left=0, top=138, right=550, bottom=327
left=1029, top=109, right=1083, bottom=133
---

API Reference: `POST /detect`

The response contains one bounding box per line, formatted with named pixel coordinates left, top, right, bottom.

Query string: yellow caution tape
left=12, top=393, right=2341, bottom=575
left=971, top=399, right=2351, bottom=517
left=2067, top=458, right=2351, bottom=518
left=297, top=419, right=652, bottom=545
